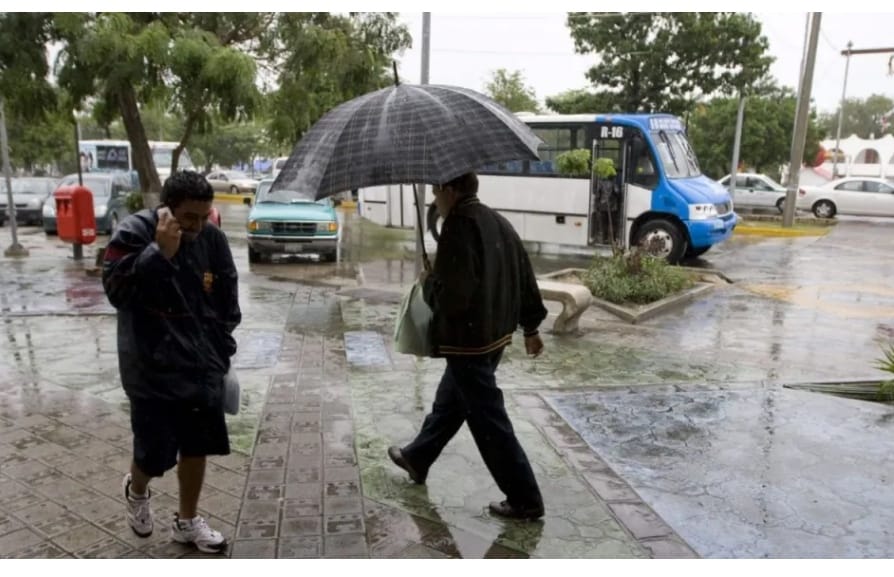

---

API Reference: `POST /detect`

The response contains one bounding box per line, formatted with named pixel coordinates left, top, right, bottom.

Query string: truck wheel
left=248, top=247, right=262, bottom=263
left=633, top=219, right=688, bottom=264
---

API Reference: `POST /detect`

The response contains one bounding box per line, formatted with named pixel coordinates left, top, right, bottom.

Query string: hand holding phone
left=156, top=206, right=182, bottom=260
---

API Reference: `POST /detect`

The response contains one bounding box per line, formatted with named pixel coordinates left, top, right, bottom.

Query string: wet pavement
left=0, top=205, right=892, bottom=558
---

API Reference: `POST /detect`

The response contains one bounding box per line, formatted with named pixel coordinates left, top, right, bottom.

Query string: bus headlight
left=43, top=202, right=55, bottom=217
left=95, top=204, right=108, bottom=218
left=689, top=204, right=718, bottom=220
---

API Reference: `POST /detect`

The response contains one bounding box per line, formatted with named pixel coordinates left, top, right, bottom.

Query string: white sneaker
left=123, top=473, right=154, bottom=537
left=171, top=514, right=228, bottom=553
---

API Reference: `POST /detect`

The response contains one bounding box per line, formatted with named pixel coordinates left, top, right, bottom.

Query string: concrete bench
left=536, top=280, right=592, bottom=334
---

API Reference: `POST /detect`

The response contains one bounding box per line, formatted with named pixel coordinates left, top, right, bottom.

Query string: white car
left=797, top=176, right=894, bottom=218
left=717, top=173, right=787, bottom=212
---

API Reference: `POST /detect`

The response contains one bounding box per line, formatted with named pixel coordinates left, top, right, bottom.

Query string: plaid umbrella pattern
left=271, top=84, right=542, bottom=200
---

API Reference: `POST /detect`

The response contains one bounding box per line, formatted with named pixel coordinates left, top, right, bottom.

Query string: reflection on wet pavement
left=2, top=210, right=894, bottom=557
left=549, top=383, right=894, bottom=558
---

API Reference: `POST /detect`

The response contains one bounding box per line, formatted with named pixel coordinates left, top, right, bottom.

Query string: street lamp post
left=833, top=41, right=853, bottom=178
left=1, top=97, right=28, bottom=258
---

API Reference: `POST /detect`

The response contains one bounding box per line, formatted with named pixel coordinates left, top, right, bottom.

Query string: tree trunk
left=117, top=85, right=162, bottom=206
left=171, top=110, right=200, bottom=175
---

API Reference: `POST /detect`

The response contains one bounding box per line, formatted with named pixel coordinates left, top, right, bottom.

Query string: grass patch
left=878, top=345, right=894, bottom=402
left=583, top=249, right=694, bottom=305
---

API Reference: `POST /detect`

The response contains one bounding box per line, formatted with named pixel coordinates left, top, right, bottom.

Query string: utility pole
left=1, top=97, right=27, bottom=258
left=415, top=12, right=431, bottom=276
left=782, top=12, right=822, bottom=228
left=728, top=94, right=746, bottom=201
left=833, top=41, right=853, bottom=178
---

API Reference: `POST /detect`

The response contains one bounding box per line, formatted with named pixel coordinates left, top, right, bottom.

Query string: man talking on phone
left=102, top=171, right=241, bottom=553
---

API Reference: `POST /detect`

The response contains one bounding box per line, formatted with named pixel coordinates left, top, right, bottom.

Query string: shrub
left=583, top=249, right=693, bottom=305
left=555, top=149, right=591, bottom=177
left=125, top=191, right=144, bottom=214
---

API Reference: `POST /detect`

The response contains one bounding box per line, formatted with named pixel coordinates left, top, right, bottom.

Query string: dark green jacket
left=424, top=196, right=546, bottom=356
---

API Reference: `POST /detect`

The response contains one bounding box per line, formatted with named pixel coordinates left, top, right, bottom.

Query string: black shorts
left=129, top=399, right=230, bottom=477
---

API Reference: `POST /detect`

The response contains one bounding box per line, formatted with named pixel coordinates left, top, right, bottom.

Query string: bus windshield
left=652, top=130, right=701, bottom=179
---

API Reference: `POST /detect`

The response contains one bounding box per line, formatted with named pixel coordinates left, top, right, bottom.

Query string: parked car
left=797, top=176, right=894, bottom=218
left=246, top=178, right=338, bottom=263
left=205, top=170, right=259, bottom=194
left=717, top=173, right=787, bottom=212
left=43, top=173, right=133, bottom=235
left=0, top=177, right=59, bottom=226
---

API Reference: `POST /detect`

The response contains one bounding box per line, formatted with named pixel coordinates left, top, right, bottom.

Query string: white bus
left=358, top=113, right=738, bottom=262
left=78, top=140, right=196, bottom=182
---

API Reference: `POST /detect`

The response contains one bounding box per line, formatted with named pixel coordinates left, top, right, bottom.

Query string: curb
left=215, top=193, right=253, bottom=205
left=734, top=225, right=829, bottom=237
left=591, top=283, right=715, bottom=324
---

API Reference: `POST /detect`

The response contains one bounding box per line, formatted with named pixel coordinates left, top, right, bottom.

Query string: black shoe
left=387, top=446, right=426, bottom=484
left=488, top=500, right=545, bottom=520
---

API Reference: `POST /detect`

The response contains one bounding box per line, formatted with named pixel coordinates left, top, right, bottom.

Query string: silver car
left=205, top=170, right=259, bottom=194
left=717, top=173, right=787, bottom=212
left=0, top=177, right=59, bottom=226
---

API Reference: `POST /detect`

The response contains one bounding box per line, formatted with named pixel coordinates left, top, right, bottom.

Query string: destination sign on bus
left=649, top=117, right=684, bottom=131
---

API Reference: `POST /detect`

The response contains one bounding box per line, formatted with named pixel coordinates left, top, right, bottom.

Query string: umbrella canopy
left=271, top=84, right=542, bottom=200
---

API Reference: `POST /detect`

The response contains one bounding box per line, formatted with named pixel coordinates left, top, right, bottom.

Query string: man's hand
left=525, top=334, right=544, bottom=358
left=156, top=207, right=182, bottom=260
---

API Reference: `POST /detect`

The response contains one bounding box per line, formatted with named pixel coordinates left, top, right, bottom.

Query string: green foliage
left=555, top=149, right=590, bottom=177
left=484, top=68, right=539, bottom=113
left=877, top=345, right=894, bottom=401
left=687, top=86, right=823, bottom=179
left=555, top=150, right=618, bottom=180
left=583, top=249, right=693, bottom=305
left=564, top=12, right=773, bottom=116
left=0, top=13, right=57, bottom=120
left=189, top=122, right=270, bottom=172
left=545, top=89, right=622, bottom=114
left=818, top=94, right=894, bottom=140
left=125, top=190, right=144, bottom=214
left=264, top=12, right=411, bottom=146
left=594, top=157, right=617, bottom=179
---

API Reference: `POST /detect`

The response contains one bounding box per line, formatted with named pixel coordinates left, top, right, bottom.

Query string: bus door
left=588, top=126, right=626, bottom=248
left=623, top=132, right=660, bottom=251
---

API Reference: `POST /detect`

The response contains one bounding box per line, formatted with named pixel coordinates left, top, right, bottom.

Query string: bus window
left=530, top=126, right=575, bottom=175
left=96, top=144, right=130, bottom=171
left=629, top=135, right=658, bottom=189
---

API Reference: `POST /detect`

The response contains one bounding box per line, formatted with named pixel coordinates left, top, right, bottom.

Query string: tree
left=565, top=12, right=773, bottom=117
left=0, top=13, right=62, bottom=173
left=687, top=86, right=823, bottom=180
left=263, top=12, right=411, bottom=146
left=54, top=13, right=261, bottom=197
left=484, top=69, right=540, bottom=113
left=189, top=122, right=269, bottom=173
left=545, top=89, right=622, bottom=114
left=818, top=94, right=894, bottom=140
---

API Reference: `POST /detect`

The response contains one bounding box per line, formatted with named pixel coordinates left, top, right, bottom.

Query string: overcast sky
left=393, top=12, right=894, bottom=114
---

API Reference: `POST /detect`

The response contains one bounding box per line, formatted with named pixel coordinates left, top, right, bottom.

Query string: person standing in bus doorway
left=102, top=171, right=240, bottom=553
left=387, top=172, right=548, bottom=520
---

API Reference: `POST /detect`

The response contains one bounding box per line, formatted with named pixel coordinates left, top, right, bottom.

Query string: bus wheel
left=634, top=219, right=687, bottom=264
left=426, top=203, right=443, bottom=242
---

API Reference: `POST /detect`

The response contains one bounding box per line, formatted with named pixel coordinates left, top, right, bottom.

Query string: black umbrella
left=270, top=83, right=542, bottom=200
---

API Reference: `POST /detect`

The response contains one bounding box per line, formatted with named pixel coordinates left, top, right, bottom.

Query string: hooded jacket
left=102, top=208, right=241, bottom=405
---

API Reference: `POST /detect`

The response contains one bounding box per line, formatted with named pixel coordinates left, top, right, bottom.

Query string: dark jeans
left=402, top=348, right=542, bottom=508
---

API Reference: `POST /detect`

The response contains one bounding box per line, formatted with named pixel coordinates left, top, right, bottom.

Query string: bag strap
left=412, top=183, right=431, bottom=271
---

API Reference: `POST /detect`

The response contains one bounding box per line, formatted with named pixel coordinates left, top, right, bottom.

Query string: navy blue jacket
left=102, top=208, right=241, bottom=405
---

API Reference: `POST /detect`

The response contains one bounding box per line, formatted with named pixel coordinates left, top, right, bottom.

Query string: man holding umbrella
left=388, top=171, right=548, bottom=520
